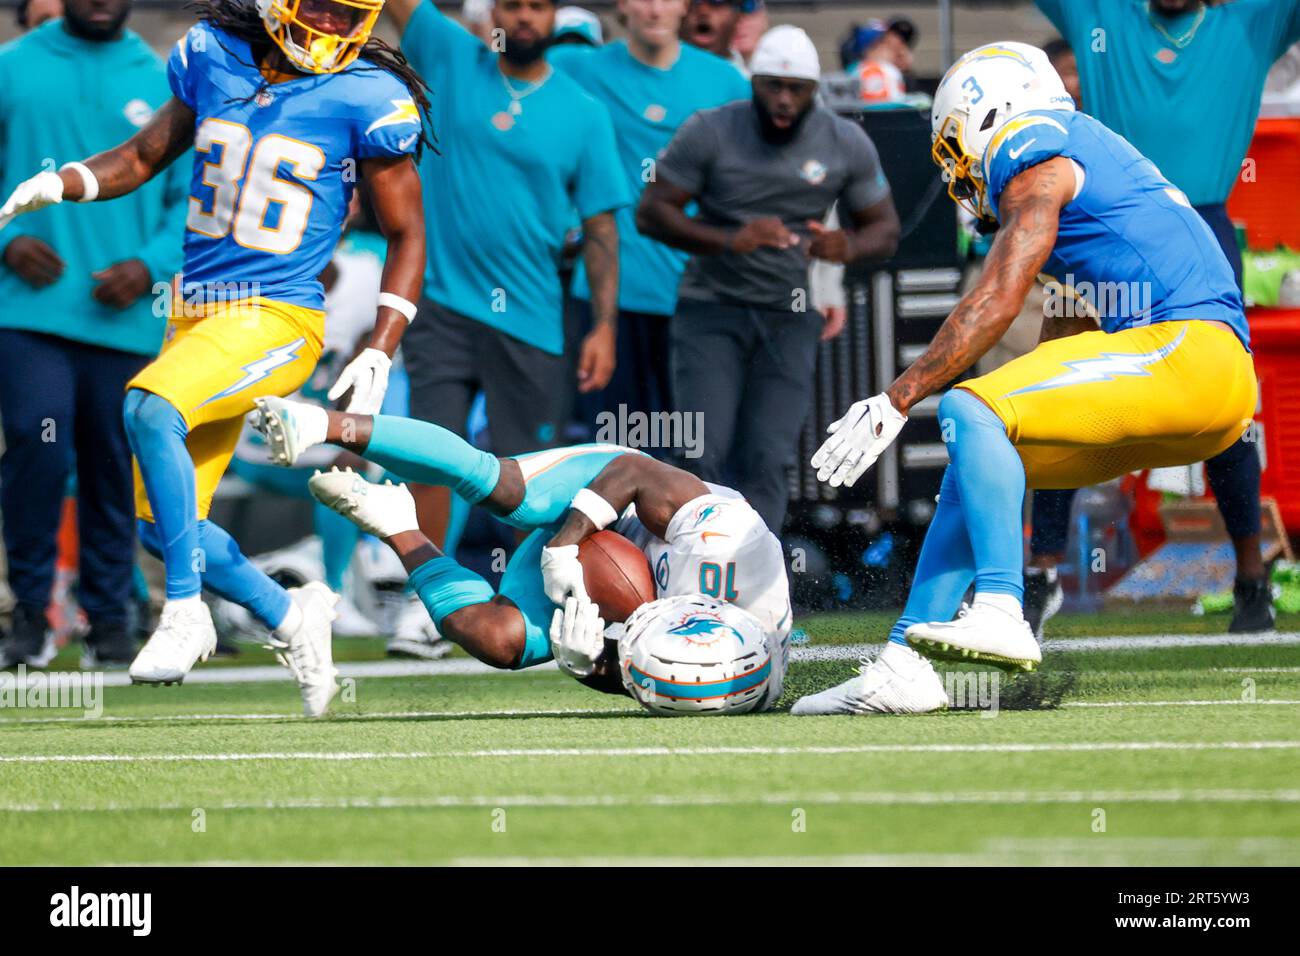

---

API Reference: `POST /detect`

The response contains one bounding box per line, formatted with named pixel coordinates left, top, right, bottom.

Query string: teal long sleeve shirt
left=0, top=20, right=189, bottom=356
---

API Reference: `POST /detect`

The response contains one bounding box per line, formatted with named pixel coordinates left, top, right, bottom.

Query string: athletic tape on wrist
left=59, top=162, right=98, bottom=203
left=378, top=292, right=417, bottom=323
left=570, top=487, right=619, bottom=531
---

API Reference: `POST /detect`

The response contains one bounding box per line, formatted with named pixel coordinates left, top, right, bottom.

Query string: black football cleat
left=1022, top=567, right=1063, bottom=642
left=0, top=603, right=56, bottom=669
left=81, top=618, right=139, bottom=669
left=1229, top=576, right=1275, bottom=633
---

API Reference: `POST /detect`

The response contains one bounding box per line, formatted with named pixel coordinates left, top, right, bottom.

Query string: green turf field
left=1, top=609, right=1297, bottom=866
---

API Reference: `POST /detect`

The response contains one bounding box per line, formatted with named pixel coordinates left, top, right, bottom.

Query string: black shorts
left=403, top=299, right=569, bottom=456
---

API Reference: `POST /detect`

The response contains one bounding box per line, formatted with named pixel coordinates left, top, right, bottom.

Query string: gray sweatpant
left=670, top=299, right=822, bottom=534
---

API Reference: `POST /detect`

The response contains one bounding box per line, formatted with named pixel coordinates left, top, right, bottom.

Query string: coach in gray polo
left=638, top=25, right=899, bottom=532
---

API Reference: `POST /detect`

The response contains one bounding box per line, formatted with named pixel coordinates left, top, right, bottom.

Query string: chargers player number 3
left=187, top=118, right=325, bottom=254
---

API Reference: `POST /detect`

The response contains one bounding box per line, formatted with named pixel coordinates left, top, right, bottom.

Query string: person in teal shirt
left=1033, top=0, right=1300, bottom=633
left=551, top=0, right=749, bottom=426
left=0, top=1, right=187, bottom=669
left=0, top=14, right=186, bottom=355
left=386, top=0, right=629, bottom=551
left=1037, top=0, right=1300, bottom=211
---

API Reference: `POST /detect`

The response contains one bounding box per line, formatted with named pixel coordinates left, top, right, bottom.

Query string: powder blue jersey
left=166, top=22, right=421, bottom=309
left=984, top=109, right=1248, bottom=347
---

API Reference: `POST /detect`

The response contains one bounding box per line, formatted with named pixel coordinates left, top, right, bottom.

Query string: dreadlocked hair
left=184, top=0, right=439, bottom=158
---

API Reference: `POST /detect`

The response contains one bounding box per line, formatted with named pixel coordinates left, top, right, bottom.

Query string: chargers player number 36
left=188, top=118, right=325, bottom=254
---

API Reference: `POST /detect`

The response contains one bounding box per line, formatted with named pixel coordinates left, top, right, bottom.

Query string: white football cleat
left=386, top=593, right=454, bottom=660
left=791, top=641, right=948, bottom=715
left=266, top=582, right=340, bottom=717
left=250, top=395, right=327, bottom=467
left=308, top=468, right=419, bottom=539
left=906, top=599, right=1042, bottom=672
left=129, top=598, right=218, bottom=685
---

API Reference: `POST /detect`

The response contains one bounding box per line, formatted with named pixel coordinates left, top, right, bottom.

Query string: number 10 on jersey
left=699, top=562, right=739, bottom=601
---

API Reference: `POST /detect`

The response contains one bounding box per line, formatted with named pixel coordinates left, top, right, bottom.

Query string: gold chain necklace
left=1147, top=2, right=1207, bottom=50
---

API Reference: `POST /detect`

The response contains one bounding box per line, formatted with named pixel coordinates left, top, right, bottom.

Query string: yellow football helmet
left=257, top=0, right=384, bottom=74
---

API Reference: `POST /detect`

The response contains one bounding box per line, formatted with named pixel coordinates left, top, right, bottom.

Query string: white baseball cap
left=555, top=6, right=604, bottom=46
left=750, top=25, right=821, bottom=82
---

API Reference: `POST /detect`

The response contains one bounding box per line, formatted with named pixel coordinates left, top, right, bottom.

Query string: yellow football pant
left=129, top=297, right=324, bottom=521
left=958, top=320, right=1257, bottom=490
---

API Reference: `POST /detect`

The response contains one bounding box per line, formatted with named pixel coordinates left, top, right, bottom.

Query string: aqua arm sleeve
left=408, top=554, right=496, bottom=628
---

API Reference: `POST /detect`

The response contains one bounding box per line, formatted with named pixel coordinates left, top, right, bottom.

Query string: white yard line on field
left=33, top=630, right=1300, bottom=688
left=88, top=657, right=548, bottom=686
left=3, top=699, right=1297, bottom=728
left=446, top=838, right=1300, bottom=867
left=0, top=707, right=628, bottom=726
left=2, top=739, right=1298, bottom=764
left=4, top=787, right=1299, bottom=813
left=796, top=631, right=1300, bottom=662
left=1064, top=699, right=1300, bottom=708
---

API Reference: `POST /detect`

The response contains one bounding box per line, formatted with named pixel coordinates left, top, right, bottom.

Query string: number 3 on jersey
left=699, top=562, right=739, bottom=601
left=188, top=117, right=325, bottom=254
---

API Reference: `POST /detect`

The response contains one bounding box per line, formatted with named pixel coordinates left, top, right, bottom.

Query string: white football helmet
left=618, top=594, right=772, bottom=716
left=931, top=42, right=1075, bottom=219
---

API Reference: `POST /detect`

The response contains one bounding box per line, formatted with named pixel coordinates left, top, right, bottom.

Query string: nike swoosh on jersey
left=1009, top=139, right=1037, bottom=161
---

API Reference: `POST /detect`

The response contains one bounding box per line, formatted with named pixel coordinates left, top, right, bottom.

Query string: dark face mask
left=752, top=91, right=812, bottom=145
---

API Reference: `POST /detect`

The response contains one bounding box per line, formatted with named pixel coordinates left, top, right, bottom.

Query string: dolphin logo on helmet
left=619, top=594, right=771, bottom=716
left=667, top=615, right=748, bottom=646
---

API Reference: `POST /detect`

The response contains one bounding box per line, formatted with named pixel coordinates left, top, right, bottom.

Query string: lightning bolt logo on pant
left=200, top=338, right=306, bottom=407
left=1004, top=327, right=1186, bottom=397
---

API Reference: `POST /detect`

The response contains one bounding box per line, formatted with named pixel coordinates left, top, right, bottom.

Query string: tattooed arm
left=885, top=156, right=1074, bottom=414
left=58, top=98, right=196, bottom=201
left=576, top=210, right=620, bottom=393
left=582, top=211, right=619, bottom=336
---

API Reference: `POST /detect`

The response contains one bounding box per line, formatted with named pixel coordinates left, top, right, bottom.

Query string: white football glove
left=540, top=543, right=590, bottom=606
left=812, top=392, right=907, bottom=488
left=328, top=347, right=391, bottom=415
left=0, top=171, right=64, bottom=232
left=549, top=596, right=605, bottom=679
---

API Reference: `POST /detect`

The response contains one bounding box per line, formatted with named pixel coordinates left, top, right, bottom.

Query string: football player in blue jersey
left=0, top=0, right=430, bottom=715
left=796, top=41, right=1258, bottom=715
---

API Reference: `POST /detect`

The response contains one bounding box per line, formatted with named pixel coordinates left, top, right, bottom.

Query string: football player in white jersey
left=249, top=396, right=792, bottom=712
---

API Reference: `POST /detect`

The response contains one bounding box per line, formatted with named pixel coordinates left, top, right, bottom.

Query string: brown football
left=577, top=530, right=657, bottom=623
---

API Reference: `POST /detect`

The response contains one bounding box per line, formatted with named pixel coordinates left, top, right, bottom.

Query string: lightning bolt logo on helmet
left=929, top=40, right=1076, bottom=221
